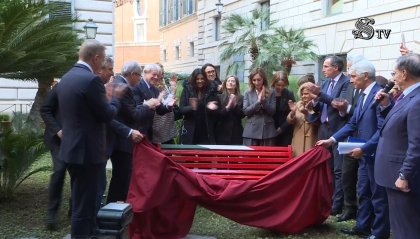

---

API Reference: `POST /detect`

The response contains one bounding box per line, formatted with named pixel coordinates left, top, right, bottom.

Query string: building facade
left=196, top=0, right=420, bottom=82
left=158, top=0, right=199, bottom=74
left=0, top=0, right=115, bottom=111
left=114, top=0, right=161, bottom=71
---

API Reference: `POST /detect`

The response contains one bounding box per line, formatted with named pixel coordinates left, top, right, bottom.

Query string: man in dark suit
left=106, top=60, right=158, bottom=203
left=375, top=53, right=420, bottom=239
left=132, top=63, right=174, bottom=140
left=41, top=56, right=118, bottom=230
left=318, top=60, right=390, bottom=239
left=309, top=55, right=350, bottom=215
left=40, top=84, right=66, bottom=230
left=95, top=56, right=116, bottom=212
left=56, top=40, right=122, bottom=238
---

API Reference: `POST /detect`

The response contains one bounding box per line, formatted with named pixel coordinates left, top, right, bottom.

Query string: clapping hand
left=143, top=98, right=161, bottom=110
left=158, top=91, right=167, bottom=102
left=306, top=83, right=320, bottom=97
left=226, top=94, right=237, bottom=109
left=166, top=97, right=176, bottom=107
left=257, top=86, right=266, bottom=103
left=169, top=75, right=177, bottom=94
left=189, top=97, right=198, bottom=110
left=331, top=98, right=349, bottom=113
left=288, top=100, right=297, bottom=112
left=207, top=101, right=219, bottom=110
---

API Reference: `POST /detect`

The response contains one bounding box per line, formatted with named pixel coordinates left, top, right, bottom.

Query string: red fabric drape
left=127, top=140, right=332, bottom=239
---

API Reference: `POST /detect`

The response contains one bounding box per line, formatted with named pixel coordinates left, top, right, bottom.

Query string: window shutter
left=49, top=1, right=72, bottom=21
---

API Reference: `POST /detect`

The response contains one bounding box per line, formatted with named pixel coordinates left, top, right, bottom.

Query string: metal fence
left=0, top=101, right=33, bottom=114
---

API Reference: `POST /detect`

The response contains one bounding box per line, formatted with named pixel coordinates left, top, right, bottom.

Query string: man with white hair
left=331, top=52, right=367, bottom=222
left=317, top=60, right=390, bottom=239
left=106, top=60, right=160, bottom=203
left=132, top=63, right=174, bottom=140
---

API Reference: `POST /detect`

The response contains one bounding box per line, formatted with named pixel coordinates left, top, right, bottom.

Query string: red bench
left=161, top=144, right=293, bottom=180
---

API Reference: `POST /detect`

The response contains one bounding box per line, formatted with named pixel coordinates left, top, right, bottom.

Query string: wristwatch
left=399, top=172, right=407, bottom=181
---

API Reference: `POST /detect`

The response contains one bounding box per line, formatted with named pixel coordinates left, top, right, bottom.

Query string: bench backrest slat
left=161, top=144, right=293, bottom=180
left=167, top=156, right=290, bottom=163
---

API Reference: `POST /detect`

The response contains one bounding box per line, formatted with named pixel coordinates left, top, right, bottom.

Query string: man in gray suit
left=375, top=53, right=420, bottom=239
left=309, top=55, right=350, bottom=215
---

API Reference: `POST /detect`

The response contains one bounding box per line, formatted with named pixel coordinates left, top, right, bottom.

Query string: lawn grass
left=0, top=155, right=358, bottom=239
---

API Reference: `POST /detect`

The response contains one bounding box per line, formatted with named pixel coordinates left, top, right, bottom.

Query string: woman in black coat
left=271, top=71, right=295, bottom=146
left=215, top=75, right=244, bottom=145
left=179, top=68, right=219, bottom=144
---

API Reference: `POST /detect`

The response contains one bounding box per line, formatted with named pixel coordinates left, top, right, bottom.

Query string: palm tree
left=219, top=8, right=276, bottom=77
left=268, top=27, right=318, bottom=74
left=0, top=0, right=82, bottom=127
left=219, top=8, right=318, bottom=78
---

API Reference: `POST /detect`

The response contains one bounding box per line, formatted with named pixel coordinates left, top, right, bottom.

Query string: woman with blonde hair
left=243, top=68, right=276, bottom=146
left=287, top=82, right=319, bottom=156
left=151, top=63, right=178, bottom=144
left=215, top=75, right=244, bottom=145
left=271, top=71, right=295, bottom=146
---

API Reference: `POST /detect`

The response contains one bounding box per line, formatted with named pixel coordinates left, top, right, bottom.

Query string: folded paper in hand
left=338, top=142, right=365, bottom=154
left=337, top=137, right=367, bottom=154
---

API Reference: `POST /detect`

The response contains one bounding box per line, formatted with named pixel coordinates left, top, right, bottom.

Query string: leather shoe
left=337, top=211, right=356, bottom=222
left=366, top=235, right=388, bottom=239
left=340, top=227, right=370, bottom=237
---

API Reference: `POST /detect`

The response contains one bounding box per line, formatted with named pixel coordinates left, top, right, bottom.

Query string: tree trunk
left=249, top=46, right=259, bottom=62
left=282, top=58, right=295, bottom=75
left=26, top=78, right=53, bottom=129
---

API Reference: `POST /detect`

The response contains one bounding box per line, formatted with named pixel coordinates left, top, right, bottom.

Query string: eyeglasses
left=205, top=70, right=215, bottom=74
left=390, top=72, right=396, bottom=77
left=133, top=72, right=141, bottom=76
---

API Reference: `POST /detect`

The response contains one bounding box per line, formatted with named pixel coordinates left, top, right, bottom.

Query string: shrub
left=0, top=113, right=11, bottom=122
left=0, top=113, right=49, bottom=200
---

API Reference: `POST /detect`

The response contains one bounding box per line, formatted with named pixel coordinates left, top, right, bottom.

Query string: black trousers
left=107, top=150, right=132, bottom=203
left=67, top=163, right=101, bottom=238
left=47, top=145, right=67, bottom=219
left=341, top=155, right=358, bottom=213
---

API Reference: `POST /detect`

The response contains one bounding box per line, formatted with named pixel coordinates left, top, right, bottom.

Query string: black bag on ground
left=96, top=202, right=133, bottom=237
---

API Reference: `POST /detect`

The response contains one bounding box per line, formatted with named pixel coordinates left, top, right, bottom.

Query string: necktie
left=395, top=93, right=405, bottom=105
left=321, top=80, right=335, bottom=123
left=353, top=89, right=361, bottom=105
left=360, top=93, right=366, bottom=110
